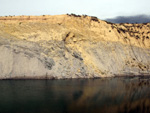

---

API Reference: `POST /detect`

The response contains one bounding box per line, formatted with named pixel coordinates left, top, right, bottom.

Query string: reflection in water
left=0, top=77, right=150, bottom=113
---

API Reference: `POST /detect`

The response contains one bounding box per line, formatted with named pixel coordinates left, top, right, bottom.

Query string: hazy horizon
left=0, top=0, right=150, bottom=19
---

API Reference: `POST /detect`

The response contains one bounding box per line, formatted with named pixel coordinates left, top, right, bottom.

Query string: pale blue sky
left=0, top=0, right=150, bottom=19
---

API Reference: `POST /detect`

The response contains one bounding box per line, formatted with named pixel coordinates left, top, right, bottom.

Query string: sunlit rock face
left=0, top=14, right=150, bottom=79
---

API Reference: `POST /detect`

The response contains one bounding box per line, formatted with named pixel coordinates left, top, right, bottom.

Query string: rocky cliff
left=0, top=14, right=150, bottom=79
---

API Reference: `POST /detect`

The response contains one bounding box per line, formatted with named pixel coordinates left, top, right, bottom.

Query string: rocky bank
left=0, top=14, right=150, bottom=79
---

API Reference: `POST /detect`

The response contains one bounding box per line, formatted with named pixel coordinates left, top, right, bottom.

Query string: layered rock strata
left=0, top=14, right=150, bottom=79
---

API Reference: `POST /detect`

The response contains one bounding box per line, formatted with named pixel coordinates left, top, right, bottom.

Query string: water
left=0, top=77, right=150, bottom=113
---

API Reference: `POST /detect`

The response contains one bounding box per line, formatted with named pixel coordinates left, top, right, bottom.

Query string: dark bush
left=111, top=26, right=115, bottom=29
left=119, top=28, right=126, bottom=33
left=91, top=16, right=99, bottom=22
left=67, top=13, right=81, bottom=18
left=117, top=29, right=121, bottom=33
left=146, top=36, right=149, bottom=39
left=143, top=23, right=148, bottom=25
left=105, top=21, right=113, bottom=25
left=82, top=15, right=88, bottom=18
left=136, top=35, right=140, bottom=39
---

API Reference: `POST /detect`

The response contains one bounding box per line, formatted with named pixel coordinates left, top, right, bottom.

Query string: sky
left=0, top=0, right=150, bottom=19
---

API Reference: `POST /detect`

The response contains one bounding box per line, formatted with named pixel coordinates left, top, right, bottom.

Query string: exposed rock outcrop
left=0, top=14, right=150, bottom=79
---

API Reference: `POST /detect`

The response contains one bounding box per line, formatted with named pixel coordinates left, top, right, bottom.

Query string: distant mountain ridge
left=105, top=15, right=150, bottom=23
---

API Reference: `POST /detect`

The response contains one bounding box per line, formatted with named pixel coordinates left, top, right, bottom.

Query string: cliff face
left=0, top=14, right=150, bottom=79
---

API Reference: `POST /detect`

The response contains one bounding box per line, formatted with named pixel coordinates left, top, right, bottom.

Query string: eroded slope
left=0, top=14, right=150, bottom=79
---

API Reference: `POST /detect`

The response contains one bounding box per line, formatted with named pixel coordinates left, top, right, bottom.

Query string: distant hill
left=105, top=15, right=150, bottom=23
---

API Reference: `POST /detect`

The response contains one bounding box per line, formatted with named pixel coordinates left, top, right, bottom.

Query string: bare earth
left=0, top=14, right=150, bottom=79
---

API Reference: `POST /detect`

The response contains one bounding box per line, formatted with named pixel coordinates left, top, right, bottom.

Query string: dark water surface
left=0, top=77, right=150, bottom=113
